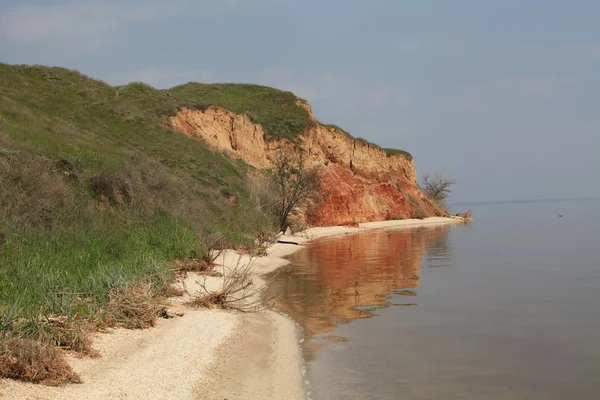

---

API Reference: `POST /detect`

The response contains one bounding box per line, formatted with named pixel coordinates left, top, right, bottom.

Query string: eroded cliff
left=171, top=105, right=444, bottom=226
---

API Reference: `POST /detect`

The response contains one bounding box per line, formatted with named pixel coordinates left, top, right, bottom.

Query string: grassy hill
left=0, top=62, right=413, bottom=326
left=0, top=63, right=307, bottom=319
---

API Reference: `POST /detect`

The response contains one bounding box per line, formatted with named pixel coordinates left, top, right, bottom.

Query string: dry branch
left=186, top=254, right=276, bottom=312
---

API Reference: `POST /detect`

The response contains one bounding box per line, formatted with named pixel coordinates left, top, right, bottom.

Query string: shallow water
left=265, top=200, right=600, bottom=400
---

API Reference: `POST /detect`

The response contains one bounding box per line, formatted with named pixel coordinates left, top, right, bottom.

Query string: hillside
left=0, top=62, right=439, bottom=325
left=0, top=64, right=278, bottom=316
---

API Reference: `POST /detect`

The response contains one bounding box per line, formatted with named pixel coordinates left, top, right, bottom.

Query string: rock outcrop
left=170, top=105, right=444, bottom=226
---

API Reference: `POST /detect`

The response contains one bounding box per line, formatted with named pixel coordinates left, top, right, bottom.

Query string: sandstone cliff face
left=170, top=106, right=273, bottom=169
left=170, top=106, right=443, bottom=226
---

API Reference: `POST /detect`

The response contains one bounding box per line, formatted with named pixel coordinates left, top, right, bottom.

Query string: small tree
left=421, top=172, right=456, bottom=205
left=271, top=150, right=320, bottom=232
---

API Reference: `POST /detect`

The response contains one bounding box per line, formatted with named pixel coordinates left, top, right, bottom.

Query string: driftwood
left=276, top=240, right=299, bottom=245
left=453, top=210, right=472, bottom=222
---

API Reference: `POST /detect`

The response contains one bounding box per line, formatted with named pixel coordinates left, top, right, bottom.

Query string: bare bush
left=270, top=150, right=321, bottom=232
left=420, top=172, right=456, bottom=205
left=107, top=281, right=162, bottom=329
left=173, top=232, right=226, bottom=275
left=198, top=231, right=226, bottom=265
left=0, top=154, right=74, bottom=228
left=88, top=172, right=133, bottom=205
left=0, top=338, right=81, bottom=386
left=187, top=256, right=275, bottom=312
left=174, top=259, right=212, bottom=274
left=20, top=316, right=97, bottom=356
left=455, top=210, right=472, bottom=221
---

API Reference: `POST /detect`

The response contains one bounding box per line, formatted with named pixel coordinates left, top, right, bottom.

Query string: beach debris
left=0, top=338, right=81, bottom=386
left=186, top=256, right=276, bottom=312
left=276, top=240, right=299, bottom=245
left=452, top=210, right=472, bottom=222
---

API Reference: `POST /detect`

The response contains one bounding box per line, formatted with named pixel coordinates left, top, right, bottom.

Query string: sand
left=0, top=217, right=459, bottom=400
left=0, top=309, right=237, bottom=400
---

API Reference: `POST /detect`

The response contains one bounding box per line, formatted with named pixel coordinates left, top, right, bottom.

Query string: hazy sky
left=1, top=0, right=599, bottom=203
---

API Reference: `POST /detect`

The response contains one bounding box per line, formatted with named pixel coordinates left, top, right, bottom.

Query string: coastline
left=0, top=217, right=460, bottom=400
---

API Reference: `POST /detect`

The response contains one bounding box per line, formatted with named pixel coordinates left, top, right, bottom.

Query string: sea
left=265, top=199, right=600, bottom=400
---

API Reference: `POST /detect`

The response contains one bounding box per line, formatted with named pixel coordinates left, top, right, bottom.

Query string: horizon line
left=450, top=196, right=600, bottom=207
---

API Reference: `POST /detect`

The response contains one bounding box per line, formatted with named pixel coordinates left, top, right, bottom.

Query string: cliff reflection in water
left=264, top=225, right=452, bottom=360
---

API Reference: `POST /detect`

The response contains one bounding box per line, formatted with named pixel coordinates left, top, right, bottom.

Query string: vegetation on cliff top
left=171, top=82, right=312, bottom=140
left=383, top=148, right=413, bottom=160
left=354, top=138, right=413, bottom=161
left=173, top=84, right=412, bottom=159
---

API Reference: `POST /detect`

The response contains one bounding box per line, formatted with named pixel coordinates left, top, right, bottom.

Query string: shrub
left=107, top=281, right=162, bottom=329
left=270, top=150, right=321, bottom=232
left=12, top=317, right=96, bottom=356
left=0, top=338, right=81, bottom=386
left=187, top=256, right=274, bottom=312
left=88, top=172, right=133, bottom=205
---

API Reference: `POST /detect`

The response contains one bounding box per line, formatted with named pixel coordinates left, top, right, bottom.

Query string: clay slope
left=171, top=105, right=444, bottom=226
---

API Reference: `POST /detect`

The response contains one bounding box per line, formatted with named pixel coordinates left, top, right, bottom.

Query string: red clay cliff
left=170, top=105, right=445, bottom=226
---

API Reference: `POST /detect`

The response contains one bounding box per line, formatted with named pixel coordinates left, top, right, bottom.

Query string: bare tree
left=271, top=150, right=320, bottom=232
left=420, top=172, right=456, bottom=204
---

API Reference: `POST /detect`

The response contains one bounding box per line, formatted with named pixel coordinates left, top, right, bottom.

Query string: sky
left=1, top=0, right=599, bottom=203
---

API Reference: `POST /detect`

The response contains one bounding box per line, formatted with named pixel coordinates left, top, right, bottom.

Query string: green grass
left=355, top=136, right=378, bottom=146
left=169, top=83, right=312, bottom=139
left=383, top=147, right=413, bottom=160
left=0, top=63, right=276, bottom=320
left=0, top=211, right=194, bottom=314
left=0, top=62, right=415, bottom=326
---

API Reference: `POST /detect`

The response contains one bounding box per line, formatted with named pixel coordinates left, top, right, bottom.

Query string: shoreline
left=0, top=217, right=460, bottom=400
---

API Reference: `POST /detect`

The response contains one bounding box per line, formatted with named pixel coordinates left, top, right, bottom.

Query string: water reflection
left=264, top=225, right=452, bottom=360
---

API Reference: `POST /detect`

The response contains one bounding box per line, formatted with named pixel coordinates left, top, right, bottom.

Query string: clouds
left=0, top=0, right=598, bottom=202
left=563, top=43, right=600, bottom=60
left=441, top=75, right=576, bottom=115
left=0, top=1, right=169, bottom=51
left=0, top=0, right=243, bottom=53
left=257, top=68, right=412, bottom=117
left=393, top=37, right=472, bottom=54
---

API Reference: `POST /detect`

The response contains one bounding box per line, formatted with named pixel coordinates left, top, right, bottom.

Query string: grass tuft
left=107, top=281, right=162, bottom=329
left=383, top=147, right=413, bottom=160
left=0, top=338, right=81, bottom=386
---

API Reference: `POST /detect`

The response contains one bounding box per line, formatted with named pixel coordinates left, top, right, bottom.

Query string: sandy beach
left=0, top=217, right=459, bottom=400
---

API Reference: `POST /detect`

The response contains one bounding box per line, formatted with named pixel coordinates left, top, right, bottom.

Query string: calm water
left=265, top=200, right=600, bottom=400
